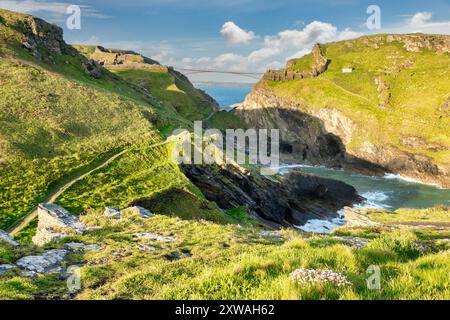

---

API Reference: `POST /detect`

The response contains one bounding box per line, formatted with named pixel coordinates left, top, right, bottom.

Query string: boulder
left=0, top=230, right=19, bottom=247
left=15, top=249, right=67, bottom=273
left=0, top=264, right=16, bottom=275
left=82, top=59, right=104, bottom=78
left=342, top=208, right=381, bottom=228
left=121, top=206, right=153, bottom=219
left=134, top=233, right=177, bottom=242
left=260, top=231, right=283, bottom=239
left=66, top=242, right=102, bottom=251
left=32, top=204, right=88, bottom=246
left=104, top=206, right=121, bottom=218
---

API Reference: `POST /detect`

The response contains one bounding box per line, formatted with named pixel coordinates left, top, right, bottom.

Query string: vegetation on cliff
left=239, top=34, right=450, bottom=187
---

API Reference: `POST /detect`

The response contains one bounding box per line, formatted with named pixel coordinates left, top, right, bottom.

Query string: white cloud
left=264, top=21, right=337, bottom=49
left=410, top=12, right=432, bottom=27
left=220, top=21, right=256, bottom=44
left=337, top=27, right=363, bottom=41
left=248, top=47, right=280, bottom=63
left=386, top=11, right=450, bottom=34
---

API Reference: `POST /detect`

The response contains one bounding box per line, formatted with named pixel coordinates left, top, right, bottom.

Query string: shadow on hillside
left=230, top=107, right=387, bottom=175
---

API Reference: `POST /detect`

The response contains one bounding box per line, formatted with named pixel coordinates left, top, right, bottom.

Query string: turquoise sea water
left=195, top=82, right=254, bottom=110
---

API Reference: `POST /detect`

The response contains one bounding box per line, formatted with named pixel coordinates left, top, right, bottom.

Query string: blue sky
left=1, top=0, right=449, bottom=82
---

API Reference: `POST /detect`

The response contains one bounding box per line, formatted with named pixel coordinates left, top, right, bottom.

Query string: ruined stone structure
left=264, top=43, right=329, bottom=81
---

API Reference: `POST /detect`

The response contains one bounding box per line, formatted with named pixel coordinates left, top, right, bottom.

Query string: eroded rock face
left=182, top=163, right=362, bottom=228
left=20, top=15, right=73, bottom=61
left=265, top=44, right=328, bottom=81
left=235, top=86, right=450, bottom=187
left=32, top=204, right=88, bottom=246
left=0, top=230, right=19, bottom=247
left=234, top=88, right=349, bottom=167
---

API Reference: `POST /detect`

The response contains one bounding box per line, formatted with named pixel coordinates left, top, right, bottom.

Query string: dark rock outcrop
left=181, top=163, right=362, bottom=228
left=19, top=15, right=76, bottom=61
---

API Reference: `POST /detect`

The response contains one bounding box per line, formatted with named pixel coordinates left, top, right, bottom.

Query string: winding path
left=8, top=141, right=169, bottom=236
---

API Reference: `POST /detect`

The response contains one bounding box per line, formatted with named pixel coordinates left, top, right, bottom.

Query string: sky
left=1, top=0, right=449, bottom=83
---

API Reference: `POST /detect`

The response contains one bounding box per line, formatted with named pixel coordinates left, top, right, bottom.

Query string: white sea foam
left=383, top=173, right=442, bottom=188
left=294, top=217, right=346, bottom=234
left=355, top=191, right=392, bottom=209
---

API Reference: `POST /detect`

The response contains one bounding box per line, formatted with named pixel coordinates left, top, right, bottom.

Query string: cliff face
left=264, top=43, right=328, bottom=81
left=235, top=34, right=450, bottom=188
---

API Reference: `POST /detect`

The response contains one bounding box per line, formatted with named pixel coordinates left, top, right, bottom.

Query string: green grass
left=0, top=9, right=216, bottom=230
left=111, top=68, right=216, bottom=122
left=207, top=110, right=248, bottom=131
left=369, top=206, right=450, bottom=224
left=1, top=209, right=448, bottom=300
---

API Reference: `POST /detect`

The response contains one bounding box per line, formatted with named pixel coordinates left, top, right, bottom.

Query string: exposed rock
left=265, top=43, right=328, bottom=81
left=342, top=207, right=381, bottom=228
left=121, top=206, right=153, bottom=219
left=260, top=231, right=283, bottom=239
left=82, top=59, right=104, bottom=78
left=20, top=271, right=37, bottom=279
left=20, top=15, right=73, bottom=60
left=182, top=163, right=362, bottom=228
left=0, top=264, right=16, bottom=275
left=32, top=204, right=88, bottom=246
left=66, top=242, right=102, bottom=251
left=332, top=236, right=370, bottom=249
left=104, top=207, right=121, bottom=218
left=136, top=244, right=161, bottom=252
left=0, top=230, right=19, bottom=247
left=235, top=86, right=450, bottom=188
left=90, top=46, right=160, bottom=69
left=15, top=249, right=67, bottom=273
left=134, top=233, right=177, bottom=242
left=385, top=34, right=450, bottom=53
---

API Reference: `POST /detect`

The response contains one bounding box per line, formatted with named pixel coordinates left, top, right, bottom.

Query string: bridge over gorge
left=171, top=67, right=265, bottom=80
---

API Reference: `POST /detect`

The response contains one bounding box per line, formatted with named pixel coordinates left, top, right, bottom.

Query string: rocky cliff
left=264, top=43, right=328, bottom=81
left=182, top=163, right=362, bottom=228
left=235, top=34, right=450, bottom=188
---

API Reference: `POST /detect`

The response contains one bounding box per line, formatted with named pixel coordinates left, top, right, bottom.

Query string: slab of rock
left=104, top=207, right=121, bottom=218
left=342, top=208, right=381, bottom=228
left=0, top=264, right=16, bottom=275
left=20, top=271, right=37, bottom=279
left=121, top=206, right=153, bottom=219
left=136, top=244, right=161, bottom=252
left=16, top=249, right=68, bottom=273
left=66, top=242, right=102, bottom=251
left=33, top=204, right=88, bottom=246
left=134, top=233, right=176, bottom=242
left=260, top=231, right=283, bottom=239
left=0, top=230, right=19, bottom=247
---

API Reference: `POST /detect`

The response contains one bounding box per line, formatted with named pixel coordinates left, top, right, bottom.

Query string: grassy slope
left=0, top=9, right=223, bottom=229
left=1, top=206, right=448, bottom=300
left=110, top=68, right=214, bottom=123
left=261, top=35, right=450, bottom=166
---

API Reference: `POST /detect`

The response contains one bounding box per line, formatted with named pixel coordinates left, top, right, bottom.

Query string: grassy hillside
left=0, top=9, right=221, bottom=230
left=254, top=34, right=450, bottom=183
left=111, top=68, right=217, bottom=122
left=1, top=206, right=448, bottom=300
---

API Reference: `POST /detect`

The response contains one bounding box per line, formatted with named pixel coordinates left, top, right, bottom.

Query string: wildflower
left=290, top=269, right=352, bottom=287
